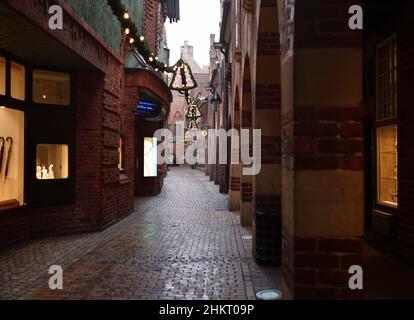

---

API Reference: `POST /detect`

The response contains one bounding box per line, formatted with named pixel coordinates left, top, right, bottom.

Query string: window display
left=36, top=144, right=69, bottom=180
left=0, top=56, right=5, bottom=96
left=33, top=70, right=70, bottom=105
left=0, top=107, right=24, bottom=209
left=144, top=137, right=157, bottom=177
left=377, top=125, right=398, bottom=207
left=11, top=62, right=25, bottom=101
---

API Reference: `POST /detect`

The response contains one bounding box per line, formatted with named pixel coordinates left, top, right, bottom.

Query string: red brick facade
left=0, top=0, right=171, bottom=249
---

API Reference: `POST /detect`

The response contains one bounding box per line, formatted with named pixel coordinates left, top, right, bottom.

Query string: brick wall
left=143, top=0, right=160, bottom=54
left=282, top=106, right=364, bottom=171
left=292, top=237, right=364, bottom=299
left=0, top=0, right=156, bottom=249
left=124, top=70, right=172, bottom=197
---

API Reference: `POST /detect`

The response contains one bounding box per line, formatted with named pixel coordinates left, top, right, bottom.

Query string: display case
left=0, top=107, right=24, bottom=210
left=377, top=125, right=398, bottom=207
left=36, top=144, right=69, bottom=180
left=144, top=137, right=157, bottom=177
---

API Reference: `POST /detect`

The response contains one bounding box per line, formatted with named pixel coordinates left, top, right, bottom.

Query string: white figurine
left=36, top=166, right=42, bottom=180
left=48, top=164, right=55, bottom=179
left=41, top=166, right=49, bottom=179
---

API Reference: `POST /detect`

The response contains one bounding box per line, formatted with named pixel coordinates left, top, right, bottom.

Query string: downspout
left=219, top=0, right=230, bottom=194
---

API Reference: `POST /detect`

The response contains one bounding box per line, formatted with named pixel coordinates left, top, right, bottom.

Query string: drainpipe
left=217, top=0, right=230, bottom=194
left=221, top=47, right=229, bottom=194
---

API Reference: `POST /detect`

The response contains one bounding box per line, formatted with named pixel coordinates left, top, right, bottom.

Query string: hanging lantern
left=169, top=59, right=198, bottom=93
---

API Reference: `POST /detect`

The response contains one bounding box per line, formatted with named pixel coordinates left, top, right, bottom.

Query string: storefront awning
left=0, top=2, right=96, bottom=70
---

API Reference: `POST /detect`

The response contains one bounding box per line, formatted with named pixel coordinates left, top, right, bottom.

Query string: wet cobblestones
left=0, top=166, right=280, bottom=300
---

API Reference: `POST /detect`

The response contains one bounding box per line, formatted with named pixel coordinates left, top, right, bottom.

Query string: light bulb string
left=107, top=0, right=200, bottom=95
left=107, top=0, right=172, bottom=72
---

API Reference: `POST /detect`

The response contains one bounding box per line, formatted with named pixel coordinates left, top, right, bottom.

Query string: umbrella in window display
left=0, top=137, right=4, bottom=175
left=4, top=137, right=13, bottom=183
left=0, top=137, right=4, bottom=190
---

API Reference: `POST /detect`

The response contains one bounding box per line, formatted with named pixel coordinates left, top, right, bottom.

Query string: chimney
left=180, top=40, right=194, bottom=59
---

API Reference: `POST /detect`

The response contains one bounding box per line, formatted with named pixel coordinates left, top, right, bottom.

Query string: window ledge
left=119, top=173, right=130, bottom=185
left=0, top=199, right=22, bottom=213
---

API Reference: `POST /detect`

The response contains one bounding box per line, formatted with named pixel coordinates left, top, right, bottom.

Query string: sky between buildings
left=166, top=0, right=221, bottom=68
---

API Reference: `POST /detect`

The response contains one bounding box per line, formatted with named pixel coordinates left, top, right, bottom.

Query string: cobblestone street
left=0, top=167, right=280, bottom=300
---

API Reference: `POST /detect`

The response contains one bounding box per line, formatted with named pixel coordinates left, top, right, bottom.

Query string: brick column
left=241, top=67, right=253, bottom=226
left=252, top=2, right=282, bottom=264
left=280, top=0, right=365, bottom=299
left=229, top=93, right=241, bottom=211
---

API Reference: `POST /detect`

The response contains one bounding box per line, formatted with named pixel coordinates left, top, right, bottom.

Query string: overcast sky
left=166, top=0, right=221, bottom=68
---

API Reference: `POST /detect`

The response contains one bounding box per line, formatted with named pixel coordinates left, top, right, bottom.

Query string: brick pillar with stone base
left=279, top=0, right=365, bottom=299
left=240, top=73, right=253, bottom=226
left=252, top=0, right=283, bottom=265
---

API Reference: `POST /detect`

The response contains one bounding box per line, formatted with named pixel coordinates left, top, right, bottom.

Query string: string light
left=107, top=0, right=194, bottom=74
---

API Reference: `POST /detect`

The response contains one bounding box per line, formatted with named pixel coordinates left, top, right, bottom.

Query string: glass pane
left=376, top=35, right=397, bottom=120
left=144, top=137, right=157, bottom=177
left=33, top=70, right=70, bottom=105
left=0, top=57, right=5, bottom=96
left=0, top=107, right=25, bottom=209
left=36, top=144, right=69, bottom=180
left=377, top=125, right=398, bottom=207
left=11, top=62, right=25, bottom=100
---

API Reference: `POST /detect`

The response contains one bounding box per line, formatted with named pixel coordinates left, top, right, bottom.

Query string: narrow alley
left=0, top=167, right=280, bottom=300
left=1, top=0, right=414, bottom=304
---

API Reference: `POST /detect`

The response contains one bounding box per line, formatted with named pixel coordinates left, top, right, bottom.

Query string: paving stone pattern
left=0, top=166, right=280, bottom=300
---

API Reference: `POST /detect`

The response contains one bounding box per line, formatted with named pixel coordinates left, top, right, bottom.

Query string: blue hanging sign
left=136, top=100, right=159, bottom=116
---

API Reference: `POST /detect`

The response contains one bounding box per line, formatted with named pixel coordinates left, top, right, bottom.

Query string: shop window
left=0, top=57, right=5, bottom=96
left=376, top=34, right=398, bottom=209
left=33, top=70, right=70, bottom=105
left=118, top=136, right=125, bottom=173
left=0, top=107, right=25, bottom=210
left=144, top=137, right=157, bottom=177
left=11, top=62, right=25, bottom=101
left=377, top=126, right=398, bottom=207
left=36, top=144, right=69, bottom=180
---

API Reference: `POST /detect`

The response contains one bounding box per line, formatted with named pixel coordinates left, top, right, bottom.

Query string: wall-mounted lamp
left=210, top=89, right=222, bottom=107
